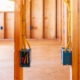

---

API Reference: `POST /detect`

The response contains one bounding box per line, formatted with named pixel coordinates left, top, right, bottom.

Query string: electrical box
left=30, top=26, right=32, bottom=30
left=20, top=49, right=31, bottom=67
left=61, top=47, right=72, bottom=65
left=0, top=26, right=3, bottom=30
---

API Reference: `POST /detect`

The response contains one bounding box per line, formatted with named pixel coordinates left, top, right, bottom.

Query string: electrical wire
left=22, top=0, right=31, bottom=49
left=63, top=0, right=71, bottom=52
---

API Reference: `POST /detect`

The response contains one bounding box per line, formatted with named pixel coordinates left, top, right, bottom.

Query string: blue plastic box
left=61, top=47, right=72, bottom=65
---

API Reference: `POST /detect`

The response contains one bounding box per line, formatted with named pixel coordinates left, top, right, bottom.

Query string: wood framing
left=14, top=0, right=80, bottom=80
left=57, top=0, right=62, bottom=40
left=30, top=0, right=43, bottom=39
left=43, top=0, right=57, bottom=39
left=26, top=0, right=30, bottom=38
left=0, top=12, right=4, bottom=39
left=62, top=0, right=68, bottom=47
left=4, top=12, right=14, bottom=39
left=79, top=0, right=80, bottom=79
left=71, top=0, right=79, bottom=80
left=14, top=0, right=23, bottom=80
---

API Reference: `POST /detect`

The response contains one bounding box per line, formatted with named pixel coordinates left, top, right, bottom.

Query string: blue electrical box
left=20, top=49, right=31, bottom=67
left=61, top=47, right=72, bottom=65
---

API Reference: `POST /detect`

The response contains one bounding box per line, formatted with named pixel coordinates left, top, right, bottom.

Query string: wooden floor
left=0, top=39, right=70, bottom=80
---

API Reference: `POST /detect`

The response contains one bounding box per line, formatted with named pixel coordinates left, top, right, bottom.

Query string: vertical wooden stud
left=4, top=12, right=14, bottom=39
left=62, top=0, right=68, bottom=47
left=26, top=0, right=30, bottom=38
left=30, top=0, right=43, bottom=39
left=43, top=0, right=57, bottom=39
left=57, top=0, right=62, bottom=40
left=70, top=0, right=79, bottom=80
left=0, top=12, right=4, bottom=39
left=62, top=1, right=64, bottom=45
left=14, top=0, right=23, bottom=80
left=79, top=0, right=80, bottom=79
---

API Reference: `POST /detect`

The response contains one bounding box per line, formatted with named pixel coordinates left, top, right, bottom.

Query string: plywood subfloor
left=0, top=39, right=70, bottom=80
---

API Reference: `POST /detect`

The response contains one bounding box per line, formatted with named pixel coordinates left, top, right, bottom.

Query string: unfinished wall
left=57, top=0, right=62, bottom=40
left=4, top=12, right=14, bottom=39
left=0, top=12, right=14, bottom=39
left=0, top=0, right=65, bottom=40
left=62, top=0, right=68, bottom=47
left=26, top=0, right=30, bottom=38
left=26, top=0, right=57, bottom=39
left=43, top=0, right=56, bottom=39
left=0, top=12, right=4, bottom=39
left=30, top=0, right=43, bottom=39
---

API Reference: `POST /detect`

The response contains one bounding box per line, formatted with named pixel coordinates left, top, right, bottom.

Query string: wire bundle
left=22, top=0, right=31, bottom=49
left=63, top=0, right=71, bottom=52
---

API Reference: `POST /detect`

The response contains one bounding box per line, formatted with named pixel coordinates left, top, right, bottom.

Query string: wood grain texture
left=57, top=0, right=62, bottom=40
left=30, top=0, right=43, bottom=39
left=43, top=0, right=57, bottom=39
left=26, top=1, right=30, bottom=38
left=0, top=40, right=70, bottom=80
left=0, top=12, right=4, bottom=39
left=62, top=1, right=64, bottom=46
left=71, top=0, right=79, bottom=80
left=4, top=12, right=14, bottom=39
left=79, top=0, right=80, bottom=80
left=62, top=0, right=68, bottom=47
left=14, top=0, right=23, bottom=80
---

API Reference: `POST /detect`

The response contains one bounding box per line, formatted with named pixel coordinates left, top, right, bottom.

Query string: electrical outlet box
left=61, top=47, right=72, bottom=65
left=0, top=26, right=3, bottom=30
left=20, top=49, right=31, bottom=67
left=30, top=26, right=32, bottom=30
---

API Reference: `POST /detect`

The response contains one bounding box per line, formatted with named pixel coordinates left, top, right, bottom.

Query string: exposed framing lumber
left=26, top=0, right=30, bottom=38
left=62, top=0, right=68, bottom=47
left=43, top=0, right=57, bottom=39
left=0, top=12, right=4, bottom=39
left=30, top=0, right=43, bottom=39
left=4, top=12, right=14, bottom=39
left=14, top=0, right=80, bottom=80
left=70, top=0, right=79, bottom=80
left=57, top=0, right=62, bottom=40
left=79, top=0, right=80, bottom=79
left=14, top=0, right=23, bottom=80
